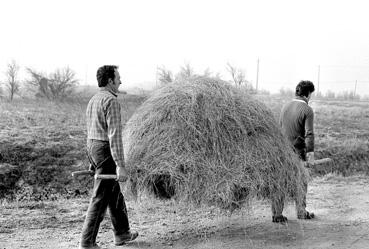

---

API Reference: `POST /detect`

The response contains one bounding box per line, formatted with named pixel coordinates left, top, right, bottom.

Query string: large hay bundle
left=123, top=77, right=308, bottom=209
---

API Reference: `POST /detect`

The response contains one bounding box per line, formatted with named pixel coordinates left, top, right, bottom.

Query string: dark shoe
left=115, top=230, right=139, bottom=246
left=79, top=243, right=101, bottom=249
left=297, top=211, right=315, bottom=219
left=272, top=215, right=288, bottom=223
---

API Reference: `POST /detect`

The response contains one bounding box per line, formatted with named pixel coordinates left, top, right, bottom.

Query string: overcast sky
left=1, top=0, right=369, bottom=94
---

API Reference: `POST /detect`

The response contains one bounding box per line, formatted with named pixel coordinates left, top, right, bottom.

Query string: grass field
left=1, top=93, right=369, bottom=249
left=259, top=95, right=369, bottom=174
left=0, top=93, right=368, bottom=201
left=0, top=94, right=146, bottom=201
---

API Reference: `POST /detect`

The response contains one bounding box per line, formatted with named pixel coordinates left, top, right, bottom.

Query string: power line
left=319, top=80, right=369, bottom=84
left=317, top=65, right=320, bottom=93
left=319, top=65, right=369, bottom=69
left=255, top=58, right=259, bottom=93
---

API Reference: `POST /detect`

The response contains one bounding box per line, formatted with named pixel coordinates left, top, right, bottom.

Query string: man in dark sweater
left=272, top=80, right=316, bottom=223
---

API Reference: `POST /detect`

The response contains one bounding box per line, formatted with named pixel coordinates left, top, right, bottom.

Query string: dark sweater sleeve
left=305, top=107, right=314, bottom=152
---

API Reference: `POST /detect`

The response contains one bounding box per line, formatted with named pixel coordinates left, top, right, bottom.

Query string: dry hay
left=123, top=77, right=308, bottom=210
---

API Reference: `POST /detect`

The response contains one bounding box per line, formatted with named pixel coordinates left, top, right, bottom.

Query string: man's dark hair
left=96, top=65, right=118, bottom=87
left=295, top=80, right=315, bottom=97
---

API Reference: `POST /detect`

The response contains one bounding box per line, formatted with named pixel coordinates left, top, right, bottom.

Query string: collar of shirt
left=293, top=96, right=309, bottom=105
left=99, top=87, right=118, bottom=97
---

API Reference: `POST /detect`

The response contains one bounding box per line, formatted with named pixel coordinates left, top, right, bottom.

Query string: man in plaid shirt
left=79, top=65, right=138, bottom=249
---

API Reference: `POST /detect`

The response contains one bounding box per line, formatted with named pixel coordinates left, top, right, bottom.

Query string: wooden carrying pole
left=72, top=158, right=333, bottom=179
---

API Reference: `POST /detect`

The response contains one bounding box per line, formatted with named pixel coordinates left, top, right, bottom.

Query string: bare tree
left=26, top=67, right=79, bottom=100
left=278, top=87, right=294, bottom=97
left=49, top=67, right=78, bottom=99
left=214, top=72, right=222, bottom=80
left=202, top=68, right=223, bottom=80
left=157, top=66, right=173, bottom=85
left=4, top=60, right=20, bottom=101
left=226, top=63, right=255, bottom=93
left=26, top=68, right=51, bottom=99
left=226, top=63, right=247, bottom=87
left=325, top=90, right=336, bottom=99
left=156, top=64, right=224, bottom=86
left=176, top=63, right=195, bottom=80
left=203, top=68, right=212, bottom=77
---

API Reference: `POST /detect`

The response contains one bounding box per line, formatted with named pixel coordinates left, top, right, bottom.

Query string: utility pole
left=85, top=64, right=88, bottom=85
left=317, top=65, right=320, bottom=94
left=256, top=58, right=259, bottom=93
left=354, top=80, right=357, bottom=99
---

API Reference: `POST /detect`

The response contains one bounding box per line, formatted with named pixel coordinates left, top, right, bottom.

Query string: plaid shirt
left=86, top=88, right=125, bottom=168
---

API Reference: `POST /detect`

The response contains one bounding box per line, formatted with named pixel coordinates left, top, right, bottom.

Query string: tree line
left=4, top=61, right=364, bottom=101
left=156, top=62, right=255, bottom=93
left=1, top=61, right=255, bottom=101
left=0, top=60, right=78, bottom=101
left=278, top=87, right=368, bottom=101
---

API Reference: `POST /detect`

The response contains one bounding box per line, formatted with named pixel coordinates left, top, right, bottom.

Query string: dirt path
left=1, top=175, right=369, bottom=249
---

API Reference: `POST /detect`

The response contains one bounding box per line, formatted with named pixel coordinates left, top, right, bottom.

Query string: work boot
left=114, top=230, right=139, bottom=246
left=78, top=243, right=101, bottom=249
left=272, top=215, right=288, bottom=223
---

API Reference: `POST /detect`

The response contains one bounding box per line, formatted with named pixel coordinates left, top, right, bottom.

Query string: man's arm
left=106, top=99, right=129, bottom=181
left=106, top=99, right=125, bottom=168
left=305, top=107, right=314, bottom=161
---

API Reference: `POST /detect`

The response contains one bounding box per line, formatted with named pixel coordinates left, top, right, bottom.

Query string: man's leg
left=296, top=180, right=314, bottom=219
left=109, top=182, right=130, bottom=235
left=80, top=178, right=110, bottom=247
left=296, top=179, right=307, bottom=216
left=294, top=147, right=314, bottom=219
left=271, top=193, right=288, bottom=223
left=80, top=140, right=115, bottom=247
left=109, top=182, right=138, bottom=245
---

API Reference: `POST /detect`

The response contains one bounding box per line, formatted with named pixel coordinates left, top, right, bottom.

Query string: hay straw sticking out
left=123, top=77, right=307, bottom=210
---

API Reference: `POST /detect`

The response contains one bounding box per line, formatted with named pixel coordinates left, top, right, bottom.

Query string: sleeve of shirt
left=305, top=107, right=314, bottom=152
left=106, top=99, right=125, bottom=168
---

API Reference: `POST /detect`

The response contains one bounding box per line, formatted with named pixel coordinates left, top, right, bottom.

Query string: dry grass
left=258, top=95, right=369, bottom=175
left=0, top=95, right=145, bottom=200
left=123, top=77, right=308, bottom=210
left=0, top=91, right=368, bottom=202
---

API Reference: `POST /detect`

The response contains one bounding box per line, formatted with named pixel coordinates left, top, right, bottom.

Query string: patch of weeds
left=315, top=143, right=369, bottom=176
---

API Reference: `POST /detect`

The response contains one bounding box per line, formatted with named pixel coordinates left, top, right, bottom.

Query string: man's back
left=86, top=90, right=120, bottom=141
left=279, top=98, right=314, bottom=152
left=85, top=89, right=124, bottom=168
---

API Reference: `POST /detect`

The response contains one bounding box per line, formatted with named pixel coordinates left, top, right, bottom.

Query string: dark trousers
left=80, top=139, right=130, bottom=247
left=271, top=147, right=307, bottom=217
